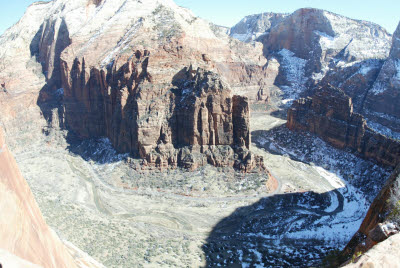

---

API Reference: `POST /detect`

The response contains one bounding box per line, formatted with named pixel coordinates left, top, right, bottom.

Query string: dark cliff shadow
left=201, top=120, right=392, bottom=267
left=64, top=131, right=130, bottom=164
left=32, top=18, right=71, bottom=128
left=202, top=189, right=346, bottom=267
left=251, top=122, right=390, bottom=194
left=29, top=20, right=126, bottom=164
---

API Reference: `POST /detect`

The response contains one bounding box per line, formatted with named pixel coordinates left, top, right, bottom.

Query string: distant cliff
left=287, top=85, right=400, bottom=167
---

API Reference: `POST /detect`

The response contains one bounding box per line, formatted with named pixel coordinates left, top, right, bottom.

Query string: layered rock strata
left=62, top=56, right=264, bottom=171
left=287, top=85, right=400, bottom=167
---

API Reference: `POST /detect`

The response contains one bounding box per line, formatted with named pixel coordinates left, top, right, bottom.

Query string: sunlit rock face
left=0, top=128, right=77, bottom=268
left=229, top=12, right=288, bottom=42
left=234, top=8, right=391, bottom=82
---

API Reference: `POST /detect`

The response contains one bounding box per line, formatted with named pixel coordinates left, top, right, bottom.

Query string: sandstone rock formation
left=256, top=8, right=391, bottom=77
left=0, top=249, right=43, bottom=268
left=0, top=0, right=268, bottom=171
left=0, top=128, right=78, bottom=268
left=62, top=57, right=263, bottom=171
left=287, top=85, right=400, bottom=167
left=230, top=8, right=392, bottom=111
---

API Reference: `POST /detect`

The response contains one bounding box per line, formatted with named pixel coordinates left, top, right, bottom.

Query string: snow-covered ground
left=204, top=114, right=392, bottom=267
left=277, top=49, right=308, bottom=104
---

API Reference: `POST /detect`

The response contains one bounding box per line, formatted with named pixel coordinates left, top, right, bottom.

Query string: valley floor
left=13, top=112, right=391, bottom=267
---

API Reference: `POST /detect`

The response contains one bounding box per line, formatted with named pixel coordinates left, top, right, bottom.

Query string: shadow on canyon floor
left=201, top=120, right=392, bottom=267
left=201, top=189, right=345, bottom=267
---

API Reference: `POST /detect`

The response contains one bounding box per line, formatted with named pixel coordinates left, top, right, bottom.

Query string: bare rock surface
left=343, top=233, right=400, bottom=268
left=343, top=165, right=400, bottom=261
left=230, top=12, right=288, bottom=42
left=236, top=8, right=392, bottom=103
left=0, top=249, right=43, bottom=268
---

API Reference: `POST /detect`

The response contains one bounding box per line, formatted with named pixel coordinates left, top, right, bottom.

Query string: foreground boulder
left=287, top=85, right=400, bottom=167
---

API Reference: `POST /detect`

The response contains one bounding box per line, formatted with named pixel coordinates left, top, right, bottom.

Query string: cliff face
left=287, top=85, right=400, bottom=167
left=0, top=0, right=269, bottom=171
left=342, top=165, right=400, bottom=263
left=62, top=56, right=263, bottom=171
left=343, top=232, right=400, bottom=268
left=230, top=8, right=393, bottom=112
left=258, top=8, right=391, bottom=76
left=0, top=128, right=77, bottom=268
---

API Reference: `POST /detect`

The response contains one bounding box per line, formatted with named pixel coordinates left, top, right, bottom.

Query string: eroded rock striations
left=287, top=85, right=400, bottom=167
left=230, top=8, right=393, bottom=112
left=62, top=55, right=263, bottom=171
left=256, top=8, right=391, bottom=77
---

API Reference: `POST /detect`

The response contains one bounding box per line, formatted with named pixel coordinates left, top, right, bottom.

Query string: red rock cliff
left=62, top=55, right=264, bottom=171
left=287, top=85, right=400, bottom=167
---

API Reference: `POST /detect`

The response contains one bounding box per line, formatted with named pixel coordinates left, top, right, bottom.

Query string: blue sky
left=0, top=0, right=399, bottom=35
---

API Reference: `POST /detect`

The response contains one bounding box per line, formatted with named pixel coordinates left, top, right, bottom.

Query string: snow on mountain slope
left=230, top=12, right=287, bottom=42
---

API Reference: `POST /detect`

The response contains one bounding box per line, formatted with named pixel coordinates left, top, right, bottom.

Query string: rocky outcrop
left=343, top=233, right=400, bottom=268
left=0, top=128, right=78, bottom=268
left=287, top=85, right=400, bottom=167
left=62, top=56, right=264, bottom=171
left=318, top=59, right=384, bottom=113
left=342, top=165, right=400, bottom=263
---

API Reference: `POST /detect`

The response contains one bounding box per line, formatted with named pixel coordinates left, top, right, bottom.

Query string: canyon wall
left=287, top=85, right=400, bottom=167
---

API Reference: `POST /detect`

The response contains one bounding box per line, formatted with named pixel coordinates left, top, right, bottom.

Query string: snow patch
left=278, top=49, right=308, bottom=101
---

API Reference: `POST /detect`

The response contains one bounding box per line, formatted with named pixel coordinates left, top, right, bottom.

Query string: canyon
left=0, top=0, right=399, bottom=267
